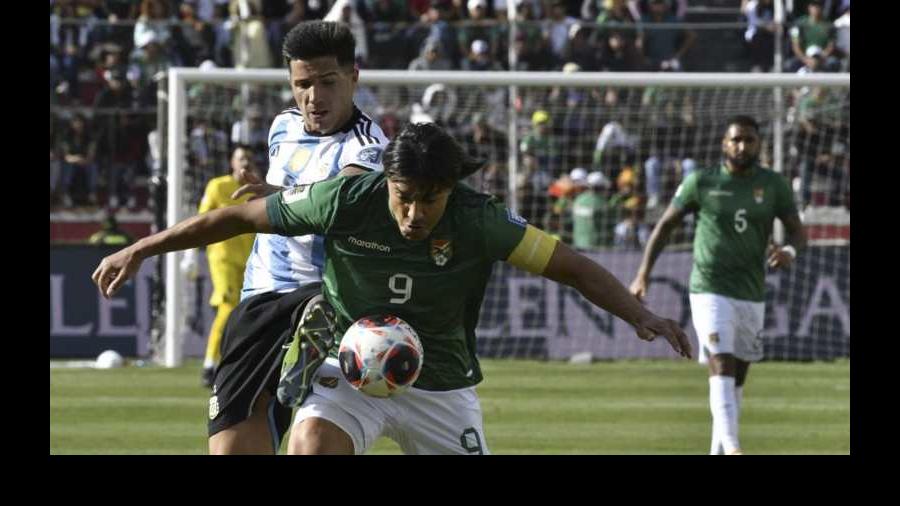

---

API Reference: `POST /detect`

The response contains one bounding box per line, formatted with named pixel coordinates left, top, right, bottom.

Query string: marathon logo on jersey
left=431, top=239, right=453, bottom=267
left=356, top=146, right=383, bottom=165
left=709, top=333, right=720, bottom=344
left=282, top=184, right=311, bottom=204
left=754, top=187, right=765, bottom=204
left=506, top=209, right=527, bottom=228
left=348, top=236, right=391, bottom=253
left=209, top=395, right=219, bottom=420
left=270, top=144, right=280, bottom=158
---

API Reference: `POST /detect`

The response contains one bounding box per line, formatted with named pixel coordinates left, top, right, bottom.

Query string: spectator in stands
left=562, top=23, right=600, bottom=72
left=786, top=0, right=839, bottom=72
left=596, top=0, right=640, bottom=46
left=134, top=0, right=175, bottom=60
left=417, top=0, right=462, bottom=69
left=89, top=212, right=134, bottom=246
left=593, top=120, right=639, bottom=173
left=547, top=167, right=590, bottom=243
left=59, top=113, right=99, bottom=208
left=572, top=170, right=613, bottom=249
left=833, top=5, right=849, bottom=70
left=610, top=167, right=649, bottom=249
left=457, top=0, right=502, bottom=65
left=94, top=66, right=135, bottom=110
left=461, top=112, right=508, bottom=187
left=543, top=0, right=578, bottom=69
left=639, top=0, right=696, bottom=71
left=228, top=0, right=274, bottom=68
left=408, top=37, right=453, bottom=71
left=597, top=29, right=641, bottom=72
left=547, top=62, right=602, bottom=140
left=631, top=0, right=687, bottom=20
left=518, top=109, right=561, bottom=224
left=521, top=109, right=563, bottom=178
left=231, top=104, right=268, bottom=154
left=53, top=42, right=85, bottom=105
left=365, top=0, right=413, bottom=69
left=742, top=0, right=776, bottom=72
left=800, top=140, right=849, bottom=209
left=128, top=31, right=171, bottom=106
left=797, top=44, right=826, bottom=74
left=173, top=1, right=216, bottom=66
left=260, top=0, right=303, bottom=68
left=189, top=117, right=230, bottom=179
left=325, top=1, right=369, bottom=65
left=410, top=83, right=461, bottom=133
left=511, top=31, right=549, bottom=72
left=94, top=67, right=147, bottom=210
left=462, top=39, right=504, bottom=71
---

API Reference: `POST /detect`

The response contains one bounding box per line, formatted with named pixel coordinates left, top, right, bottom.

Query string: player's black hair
left=383, top=122, right=485, bottom=194
left=231, top=143, right=253, bottom=156
left=725, top=115, right=761, bottom=134
left=282, top=21, right=356, bottom=68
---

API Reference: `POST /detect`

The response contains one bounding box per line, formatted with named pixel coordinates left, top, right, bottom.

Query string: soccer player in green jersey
left=93, top=122, right=692, bottom=455
left=629, top=115, right=806, bottom=455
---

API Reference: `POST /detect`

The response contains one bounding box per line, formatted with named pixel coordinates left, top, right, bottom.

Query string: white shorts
left=689, top=293, right=765, bottom=364
left=293, top=358, right=489, bottom=455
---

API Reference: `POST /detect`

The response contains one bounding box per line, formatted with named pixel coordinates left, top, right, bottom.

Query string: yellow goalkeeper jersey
left=199, top=174, right=255, bottom=265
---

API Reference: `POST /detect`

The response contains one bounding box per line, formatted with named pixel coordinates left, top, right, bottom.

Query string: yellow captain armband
left=506, top=225, right=559, bottom=275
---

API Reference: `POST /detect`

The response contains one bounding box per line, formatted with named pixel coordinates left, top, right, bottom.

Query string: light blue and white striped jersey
left=241, top=106, right=387, bottom=299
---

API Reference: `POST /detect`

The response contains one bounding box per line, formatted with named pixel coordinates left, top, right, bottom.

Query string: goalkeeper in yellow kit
left=183, top=145, right=263, bottom=387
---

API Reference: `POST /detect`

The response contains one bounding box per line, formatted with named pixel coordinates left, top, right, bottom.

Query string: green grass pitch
left=50, top=358, right=850, bottom=455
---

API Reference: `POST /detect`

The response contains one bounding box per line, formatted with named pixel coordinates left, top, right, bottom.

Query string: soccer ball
left=95, top=349, right=124, bottom=369
left=337, top=315, right=424, bottom=398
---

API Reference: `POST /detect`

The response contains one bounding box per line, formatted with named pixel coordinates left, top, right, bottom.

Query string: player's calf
left=277, top=295, right=337, bottom=408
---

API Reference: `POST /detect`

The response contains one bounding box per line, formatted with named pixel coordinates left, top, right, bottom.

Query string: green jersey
left=266, top=172, right=529, bottom=391
left=571, top=191, right=610, bottom=249
left=672, top=164, right=796, bottom=302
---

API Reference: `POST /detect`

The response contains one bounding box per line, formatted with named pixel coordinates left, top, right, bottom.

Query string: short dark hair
left=282, top=21, right=356, bottom=68
left=725, top=115, right=761, bottom=134
left=383, top=123, right=484, bottom=193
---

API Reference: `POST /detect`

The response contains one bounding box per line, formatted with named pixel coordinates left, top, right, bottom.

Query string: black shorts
left=207, top=283, right=322, bottom=445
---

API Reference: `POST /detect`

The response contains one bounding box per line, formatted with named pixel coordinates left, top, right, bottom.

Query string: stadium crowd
left=49, top=0, right=850, bottom=250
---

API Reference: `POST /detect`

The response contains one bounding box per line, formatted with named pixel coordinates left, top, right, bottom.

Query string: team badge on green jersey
left=431, top=239, right=453, bottom=266
left=753, top=187, right=764, bottom=204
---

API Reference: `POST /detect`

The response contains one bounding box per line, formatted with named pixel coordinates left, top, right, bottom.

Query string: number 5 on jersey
left=389, top=274, right=413, bottom=304
left=734, top=208, right=747, bottom=233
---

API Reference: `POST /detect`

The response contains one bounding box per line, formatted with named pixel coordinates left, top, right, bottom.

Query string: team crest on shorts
left=753, top=187, right=764, bottom=204
left=209, top=395, right=219, bottom=420
left=318, top=376, right=339, bottom=389
left=709, top=332, right=720, bottom=344
left=431, top=239, right=453, bottom=266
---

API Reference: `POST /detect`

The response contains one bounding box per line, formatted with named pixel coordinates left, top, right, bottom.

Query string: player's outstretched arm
left=630, top=203, right=689, bottom=301
left=92, top=199, right=271, bottom=298
left=541, top=240, right=692, bottom=359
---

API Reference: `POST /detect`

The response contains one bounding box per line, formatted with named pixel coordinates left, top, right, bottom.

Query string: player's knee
left=708, top=353, right=737, bottom=376
left=288, top=417, right=354, bottom=455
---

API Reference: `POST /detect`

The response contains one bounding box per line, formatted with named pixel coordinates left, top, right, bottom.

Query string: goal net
left=159, top=69, right=849, bottom=366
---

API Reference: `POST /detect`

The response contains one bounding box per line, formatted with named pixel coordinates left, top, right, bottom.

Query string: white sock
left=709, top=376, right=740, bottom=454
left=203, top=358, right=215, bottom=369
left=735, top=386, right=743, bottom=446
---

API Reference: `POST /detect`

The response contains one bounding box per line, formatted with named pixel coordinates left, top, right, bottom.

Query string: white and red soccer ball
left=338, top=315, right=424, bottom=398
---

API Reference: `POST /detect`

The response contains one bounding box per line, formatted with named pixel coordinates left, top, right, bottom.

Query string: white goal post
left=163, top=69, right=850, bottom=367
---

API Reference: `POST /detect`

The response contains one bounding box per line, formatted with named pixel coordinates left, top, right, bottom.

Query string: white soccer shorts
left=689, top=293, right=766, bottom=364
left=293, top=358, right=490, bottom=455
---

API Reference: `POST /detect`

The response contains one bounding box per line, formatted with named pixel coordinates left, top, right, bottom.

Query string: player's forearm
left=636, top=221, right=675, bottom=280
left=133, top=204, right=267, bottom=260
left=569, top=254, right=650, bottom=327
